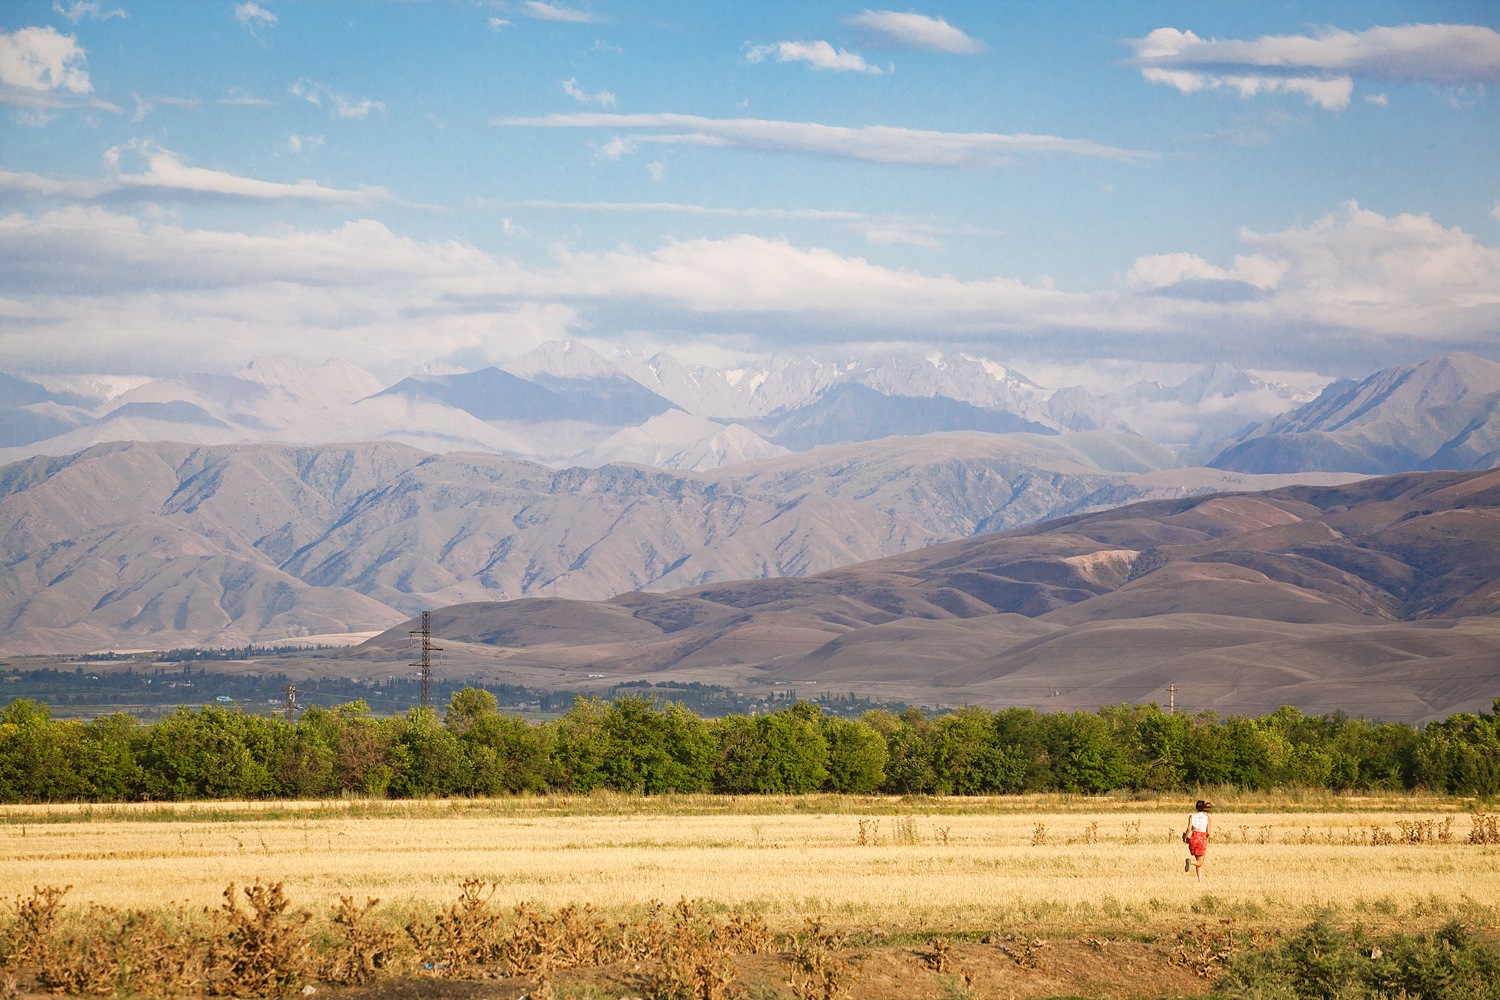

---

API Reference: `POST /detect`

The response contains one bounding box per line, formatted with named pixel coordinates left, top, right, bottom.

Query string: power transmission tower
left=282, top=683, right=298, bottom=723
left=409, top=610, right=443, bottom=710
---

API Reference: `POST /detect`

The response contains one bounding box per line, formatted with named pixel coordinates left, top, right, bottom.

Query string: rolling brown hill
left=0, top=436, right=1350, bottom=654
left=349, top=469, right=1500, bottom=723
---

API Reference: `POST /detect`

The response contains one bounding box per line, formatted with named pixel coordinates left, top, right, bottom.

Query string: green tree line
left=1, top=692, right=1497, bottom=802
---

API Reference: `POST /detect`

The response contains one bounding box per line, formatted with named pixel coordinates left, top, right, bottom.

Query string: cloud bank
left=1133, top=22, right=1500, bottom=108
left=1, top=201, right=1494, bottom=374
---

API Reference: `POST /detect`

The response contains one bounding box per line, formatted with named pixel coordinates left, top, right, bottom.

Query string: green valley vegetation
left=1, top=691, right=1498, bottom=803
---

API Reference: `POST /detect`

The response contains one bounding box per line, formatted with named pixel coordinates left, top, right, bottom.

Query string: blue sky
left=1, top=0, right=1497, bottom=380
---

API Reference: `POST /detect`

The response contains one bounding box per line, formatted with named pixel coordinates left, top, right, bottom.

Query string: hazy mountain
left=1210, top=353, right=1500, bottom=473
left=1109, top=362, right=1326, bottom=450
left=0, top=436, right=1356, bottom=654
left=750, top=383, right=1055, bottom=450
left=349, top=469, right=1500, bottom=723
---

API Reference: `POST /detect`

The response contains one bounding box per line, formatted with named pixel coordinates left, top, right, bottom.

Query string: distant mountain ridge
left=0, top=436, right=1356, bottom=654
left=0, top=340, right=1348, bottom=472
left=1210, top=354, right=1500, bottom=474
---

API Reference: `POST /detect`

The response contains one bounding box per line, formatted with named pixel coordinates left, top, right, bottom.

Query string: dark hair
left=1195, top=799, right=1208, bottom=811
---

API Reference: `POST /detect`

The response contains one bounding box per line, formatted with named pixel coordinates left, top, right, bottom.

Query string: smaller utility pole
left=1168, top=683, right=1177, bottom=716
left=282, top=683, right=298, bottom=723
left=409, top=610, right=443, bottom=710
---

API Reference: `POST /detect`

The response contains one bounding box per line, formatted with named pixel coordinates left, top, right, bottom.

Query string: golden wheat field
left=3, top=793, right=1497, bottom=937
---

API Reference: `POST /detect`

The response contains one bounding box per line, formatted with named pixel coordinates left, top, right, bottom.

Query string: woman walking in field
left=1184, top=799, right=1212, bottom=878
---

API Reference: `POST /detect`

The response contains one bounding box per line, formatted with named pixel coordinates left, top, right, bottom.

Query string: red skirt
left=1188, top=831, right=1208, bottom=857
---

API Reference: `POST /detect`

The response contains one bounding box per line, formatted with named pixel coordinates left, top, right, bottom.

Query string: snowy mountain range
left=0, top=341, right=1336, bottom=472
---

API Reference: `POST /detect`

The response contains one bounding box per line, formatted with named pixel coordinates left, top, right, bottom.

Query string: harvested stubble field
left=3, top=793, right=1498, bottom=999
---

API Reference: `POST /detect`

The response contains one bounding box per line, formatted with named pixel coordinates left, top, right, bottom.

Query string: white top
left=1189, top=810, right=1210, bottom=832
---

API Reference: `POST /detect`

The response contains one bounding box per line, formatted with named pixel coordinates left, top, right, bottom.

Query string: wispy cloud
left=488, top=17, right=510, bottom=32
left=846, top=10, right=983, bottom=54
left=219, top=90, right=276, bottom=106
left=1132, top=23, right=1500, bottom=109
left=233, top=2, right=277, bottom=34
left=562, top=78, right=615, bottom=106
left=0, top=143, right=387, bottom=205
left=521, top=1, right=595, bottom=24
left=52, top=1, right=127, bottom=23
left=290, top=79, right=385, bottom=120
left=492, top=112, right=1152, bottom=166
left=745, top=40, right=882, bottom=74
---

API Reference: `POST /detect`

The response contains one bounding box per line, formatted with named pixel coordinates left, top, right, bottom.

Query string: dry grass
left=2, top=794, right=1497, bottom=941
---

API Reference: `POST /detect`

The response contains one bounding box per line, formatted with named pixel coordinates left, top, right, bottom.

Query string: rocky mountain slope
left=347, top=469, right=1500, bottom=723
left=0, top=436, right=1354, bottom=654
left=1210, top=353, right=1500, bottom=474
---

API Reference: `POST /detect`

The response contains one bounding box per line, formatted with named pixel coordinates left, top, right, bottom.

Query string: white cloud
left=290, top=79, right=384, bottom=120
left=1129, top=251, right=1287, bottom=291
left=488, top=17, right=511, bottom=32
left=1, top=202, right=1495, bottom=374
left=562, top=78, right=615, bottom=106
left=745, top=40, right=882, bottom=74
left=234, top=2, right=276, bottom=32
left=285, top=133, right=325, bottom=154
left=1133, top=23, right=1500, bottom=109
left=52, top=1, right=126, bottom=23
left=220, top=90, right=275, bottom=106
left=0, top=25, right=92, bottom=94
left=332, top=95, right=385, bottom=120
left=1365, top=93, right=1389, bottom=106
left=521, top=1, right=595, bottom=24
left=845, top=10, right=983, bottom=54
left=0, top=143, right=384, bottom=205
left=493, top=112, right=1151, bottom=166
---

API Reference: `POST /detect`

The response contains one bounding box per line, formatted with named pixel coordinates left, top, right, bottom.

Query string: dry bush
left=921, top=935, right=950, bottom=973
left=40, top=903, right=205, bottom=997
left=643, top=898, right=741, bottom=1000
left=786, top=917, right=853, bottom=1000
left=1030, top=823, right=1047, bottom=846
left=319, top=895, right=402, bottom=986
left=207, top=881, right=313, bottom=997
left=619, top=900, right=668, bottom=963
left=405, top=878, right=503, bottom=977
left=1470, top=812, right=1500, bottom=845
left=1166, top=918, right=1274, bottom=981
left=855, top=818, right=878, bottom=847
left=990, top=935, right=1046, bottom=970
left=719, top=912, right=775, bottom=955
left=3, top=884, right=68, bottom=970
left=502, top=901, right=612, bottom=979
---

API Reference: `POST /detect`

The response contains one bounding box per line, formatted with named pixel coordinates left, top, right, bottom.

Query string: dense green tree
left=133, top=706, right=274, bottom=800
left=822, top=715, right=887, bottom=793
left=870, top=708, right=939, bottom=794
left=388, top=708, right=468, bottom=798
